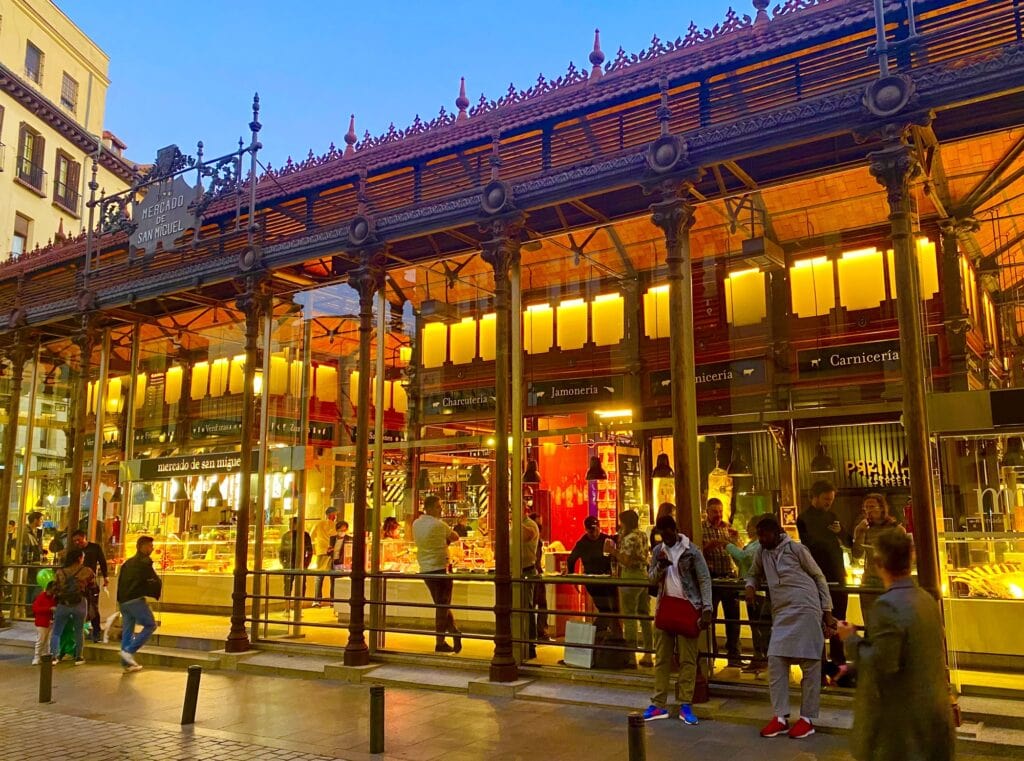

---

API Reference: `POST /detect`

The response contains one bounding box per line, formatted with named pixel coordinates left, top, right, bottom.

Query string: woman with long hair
left=49, top=547, right=96, bottom=665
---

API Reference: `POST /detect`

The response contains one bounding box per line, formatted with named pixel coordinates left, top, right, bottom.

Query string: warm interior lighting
left=422, top=322, right=447, bottom=368
left=790, top=257, right=835, bottom=317
left=449, top=316, right=477, bottom=364
left=229, top=354, right=246, bottom=394
left=643, top=284, right=671, bottom=339
left=838, top=247, right=885, bottom=312
left=315, top=364, right=338, bottom=403
left=252, top=370, right=264, bottom=396
left=479, top=313, right=496, bottom=361
left=87, top=381, right=96, bottom=415
left=105, top=377, right=124, bottom=415
left=210, top=358, right=229, bottom=397
left=524, top=303, right=553, bottom=354
left=916, top=237, right=939, bottom=298
left=190, top=361, right=210, bottom=400
left=591, top=293, right=624, bottom=346
left=724, top=268, right=767, bottom=326
left=595, top=408, right=632, bottom=419
left=398, top=345, right=413, bottom=364
left=134, top=373, right=147, bottom=411
left=269, top=355, right=288, bottom=395
left=392, top=380, right=408, bottom=413
left=556, top=298, right=587, bottom=351
left=164, top=366, right=183, bottom=405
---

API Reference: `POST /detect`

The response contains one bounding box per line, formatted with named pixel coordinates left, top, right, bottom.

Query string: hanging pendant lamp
left=810, top=441, right=836, bottom=474
left=1002, top=437, right=1024, bottom=468
left=727, top=447, right=752, bottom=477
left=204, top=478, right=225, bottom=508
left=467, top=464, right=487, bottom=487
left=417, top=468, right=432, bottom=491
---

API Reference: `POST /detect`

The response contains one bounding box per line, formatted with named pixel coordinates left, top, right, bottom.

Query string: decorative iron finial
left=250, top=93, right=261, bottom=136
left=752, top=0, right=769, bottom=24
left=589, top=28, right=605, bottom=80
left=489, top=131, right=502, bottom=182
left=345, top=114, right=357, bottom=155
left=657, top=77, right=671, bottom=137
left=456, top=78, right=470, bottom=121
left=356, top=168, right=369, bottom=214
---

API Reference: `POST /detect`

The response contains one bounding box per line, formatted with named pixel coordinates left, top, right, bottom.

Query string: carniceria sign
left=132, top=174, right=198, bottom=254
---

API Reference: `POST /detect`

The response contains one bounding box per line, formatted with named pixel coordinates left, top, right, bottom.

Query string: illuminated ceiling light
left=595, top=408, right=632, bottom=419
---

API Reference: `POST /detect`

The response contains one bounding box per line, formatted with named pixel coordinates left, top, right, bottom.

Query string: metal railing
left=53, top=178, right=80, bottom=213
left=16, top=156, right=45, bottom=191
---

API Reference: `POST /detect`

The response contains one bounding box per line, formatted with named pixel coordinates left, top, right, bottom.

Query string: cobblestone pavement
left=0, top=647, right=1015, bottom=761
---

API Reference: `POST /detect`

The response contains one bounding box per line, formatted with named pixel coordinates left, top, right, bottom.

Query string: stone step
left=961, top=695, right=1024, bottom=730
left=83, top=642, right=221, bottom=670
left=363, top=664, right=485, bottom=694
left=234, top=651, right=340, bottom=679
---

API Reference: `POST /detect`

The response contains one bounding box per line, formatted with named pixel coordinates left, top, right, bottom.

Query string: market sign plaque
left=651, top=357, right=767, bottom=396
left=132, top=174, right=198, bottom=254
left=528, top=375, right=623, bottom=407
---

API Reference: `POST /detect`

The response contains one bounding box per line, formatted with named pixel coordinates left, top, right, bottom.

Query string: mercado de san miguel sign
left=132, top=174, right=198, bottom=255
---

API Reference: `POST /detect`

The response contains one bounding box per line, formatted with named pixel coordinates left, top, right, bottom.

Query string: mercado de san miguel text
left=3, top=0, right=1024, bottom=694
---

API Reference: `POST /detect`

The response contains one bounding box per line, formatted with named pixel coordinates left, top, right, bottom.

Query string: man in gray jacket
left=746, top=515, right=835, bottom=740
left=837, top=529, right=954, bottom=761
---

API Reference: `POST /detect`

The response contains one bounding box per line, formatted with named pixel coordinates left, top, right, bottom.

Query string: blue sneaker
left=642, top=705, right=669, bottom=721
left=679, top=704, right=698, bottom=725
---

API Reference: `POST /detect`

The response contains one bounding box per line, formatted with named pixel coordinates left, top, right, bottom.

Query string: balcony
left=53, top=178, right=81, bottom=216
left=16, top=155, right=46, bottom=194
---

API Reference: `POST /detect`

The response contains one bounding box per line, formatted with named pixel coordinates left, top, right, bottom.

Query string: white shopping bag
left=563, top=620, right=596, bottom=668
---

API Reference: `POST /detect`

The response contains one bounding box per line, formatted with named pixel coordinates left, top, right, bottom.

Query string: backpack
left=57, top=569, right=84, bottom=606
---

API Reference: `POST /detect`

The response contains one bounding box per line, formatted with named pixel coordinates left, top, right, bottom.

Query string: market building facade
left=1, top=0, right=1024, bottom=694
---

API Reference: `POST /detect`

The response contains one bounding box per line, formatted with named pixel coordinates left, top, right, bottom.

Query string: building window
left=60, top=73, right=78, bottom=113
left=25, top=42, right=43, bottom=84
left=53, top=152, right=81, bottom=213
left=16, top=124, right=46, bottom=192
left=12, top=214, right=30, bottom=259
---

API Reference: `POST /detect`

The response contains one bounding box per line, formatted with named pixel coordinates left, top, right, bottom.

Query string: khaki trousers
left=651, top=628, right=700, bottom=707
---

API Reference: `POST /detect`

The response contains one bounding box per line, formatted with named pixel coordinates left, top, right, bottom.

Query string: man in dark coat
left=837, top=530, right=954, bottom=761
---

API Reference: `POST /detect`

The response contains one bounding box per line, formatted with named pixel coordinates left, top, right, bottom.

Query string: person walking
left=278, top=516, right=312, bottom=600
left=19, top=511, right=46, bottom=609
left=747, top=515, right=836, bottom=740
left=641, top=514, right=713, bottom=726
left=727, top=515, right=771, bottom=672
left=311, top=507, right=338, bottom=607
left=412, top=495, right=462, bottom=653
left=797, top=480, right=849, bottom=674
left=837, top=530, right=955, bottom=761
left=69, top=529, right=108, bottom=643
left=31, top=580, right=58, bottom=665
left=702, top=498, right=742, bottom=667
left=50, top=548, right=96, bottom=666
left=609, top=509, right=653, bottom=666
left=117, top=535, right=162, bottom=672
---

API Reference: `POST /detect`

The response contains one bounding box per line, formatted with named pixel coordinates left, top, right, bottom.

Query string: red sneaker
left=759, top=717, right=789, bottom=737
left=788, top=718, right=815, bottom=739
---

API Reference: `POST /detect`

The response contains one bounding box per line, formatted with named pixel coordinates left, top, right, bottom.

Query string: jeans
left=619, top=568, right=653, bottom=655
left=120, top=598, right=157, bottom=655
left=711, top=582, right=741, bottom=658
left=86, top=586, right=102, bottom=641
left=284, top=571, right=307, bottom=599
left=522, top=567, right=539, bottom=655
left=422, top=570, right=458, bottom=646
left=827, top=589, right=849, bottom=665
left=314, top=554, right=333, bottom=601
left=585, top=584, right=620, bottom=635
left=50, top=601, right=86, bottom=660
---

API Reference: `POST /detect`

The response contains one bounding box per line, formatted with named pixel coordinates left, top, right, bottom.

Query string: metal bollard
left=38, top=655, right=52, bottom=704
left=369, top=684, right=385, bottom=753
left=627, top=712, right=646, bottom=761
left=180, top=665, right=203, bottom=725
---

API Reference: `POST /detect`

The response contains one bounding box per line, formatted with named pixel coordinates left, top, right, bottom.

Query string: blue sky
left=57, top=0, right=746, bottom=169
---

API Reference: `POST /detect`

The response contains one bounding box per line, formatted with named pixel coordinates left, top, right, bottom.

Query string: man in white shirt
left=412, top=495, right=462, bottom=653
left=311, top=507, right=338, bottom=607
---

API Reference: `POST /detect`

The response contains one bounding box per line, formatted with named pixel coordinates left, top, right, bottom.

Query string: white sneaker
left=31, top=657, right=40, bottom=665
left=124, top=663, right=144, bottom=673
left=74, top=658, right=86, bottom=666
left=120, top=650, right=139, bottom=667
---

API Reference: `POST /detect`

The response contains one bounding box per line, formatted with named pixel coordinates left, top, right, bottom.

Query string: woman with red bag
left=641, top=511, right=713, bottom=725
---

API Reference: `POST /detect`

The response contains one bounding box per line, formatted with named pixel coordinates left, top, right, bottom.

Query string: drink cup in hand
left=830, top=520, right=841, bottom=533
left=603, top=538, right=615, bottom=556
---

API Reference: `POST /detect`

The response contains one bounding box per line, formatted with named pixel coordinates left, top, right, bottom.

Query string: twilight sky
left=56, top=0, right=748, bottom=169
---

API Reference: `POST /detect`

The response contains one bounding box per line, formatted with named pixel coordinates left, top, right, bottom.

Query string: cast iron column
left=344, top=250, right=385, bottom=667
left=939, top=218, right=973, bottom=392
left=0, top=336, right=30, bottom=627
left=869, top=137, right=942, bottom=600
left=482, top=215, right=522, bottom=682
left=650, top=190, right=702, bottom=542
left=66, top=315, right=97, bottom=535
left=225, top=276, right=267, bottom=652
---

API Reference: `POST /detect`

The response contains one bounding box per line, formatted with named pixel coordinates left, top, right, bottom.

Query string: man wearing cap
left=311, top=506, right=338, bottom=607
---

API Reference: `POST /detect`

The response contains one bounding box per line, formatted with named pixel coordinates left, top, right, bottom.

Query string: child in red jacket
left=31, top=581, right=57, bottom=665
